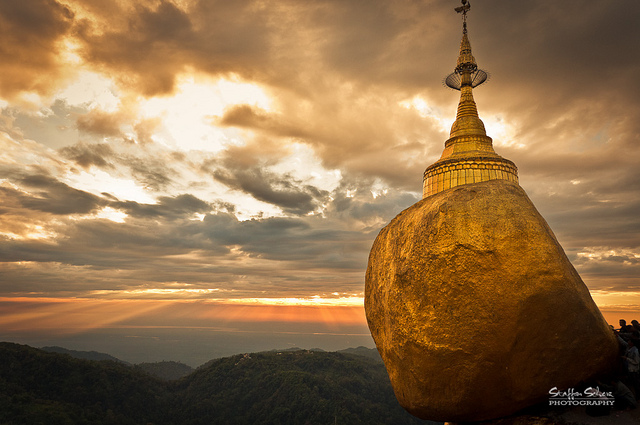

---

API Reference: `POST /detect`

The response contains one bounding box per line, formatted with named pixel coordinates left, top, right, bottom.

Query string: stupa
left=364, top=1, right=618, bottom=422
left=423, top=0, right=517, bottom=197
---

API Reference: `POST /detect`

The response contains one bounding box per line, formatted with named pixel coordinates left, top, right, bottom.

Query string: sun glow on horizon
left=225, top=296, right=364, bottom=307
left=0, top=296, right=369, bottom=336
left=86, top=289, right=364, bottom=307
left=3, top=295, right=640, bottom=340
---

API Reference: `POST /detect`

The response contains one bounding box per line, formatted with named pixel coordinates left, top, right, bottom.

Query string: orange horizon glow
left=0, top=297, right=369, bottom=336
left=1, top=296, right=638, bottom=337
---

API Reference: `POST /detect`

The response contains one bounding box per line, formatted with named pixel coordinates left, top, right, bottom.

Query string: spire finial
left=455, top=0, right=470, bottom=32
left=445, top=0, right=488, bottom=138
left=445, top=0, right=487, bottom=91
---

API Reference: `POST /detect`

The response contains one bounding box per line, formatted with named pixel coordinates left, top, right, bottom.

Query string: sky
left=1, top=0, right=639, bottom=366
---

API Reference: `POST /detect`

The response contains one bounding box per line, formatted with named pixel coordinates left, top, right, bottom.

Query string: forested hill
left=0, top=342, right=169, bottom=424
left=178, top=350, right=428, bottom=425
left=0, top=342, right=432, bottom=425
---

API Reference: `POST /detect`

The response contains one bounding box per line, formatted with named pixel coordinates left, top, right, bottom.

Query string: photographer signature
left=549, top=387, right=613, bottom=400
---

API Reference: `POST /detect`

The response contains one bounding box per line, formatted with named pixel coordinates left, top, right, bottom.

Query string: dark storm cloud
left=16, top=174, right=105, bottom=215
left=328, top=179, right=419, bottom=230
left=75, top=1, right=194, bottom=95
left=76, top=0, right=271, bottom=96
left=0, top=221, right=187, bottom=278
left=212, top=167, right=327, bottom=216
left=307, top=0, right=451, bottom=87
left=196, top=213, right=371, bottom=270
left=543, top=195, right=640, bottom=251
left=60, top=142, right=116, bottom=169
left=114, top=194, right=210, bottom=219
left=125, top=155, right=176, bottom=191
left=76, top=109, right=124, bottom=138
left=467, top=1, right=640, bottom=177
left=218, top=105, right=310, bottom=139
left=201, top=137, right=331, bottom=215
left=474, top=1, right=640, bottom=97
left=0, top=0, right=74, bottom=98
left=59, top=141, right=177, bottom=191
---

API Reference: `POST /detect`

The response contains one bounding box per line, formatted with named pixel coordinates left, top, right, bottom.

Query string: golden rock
left=365, top=4, right=618, bottom=421
left=364, top=180, right=618, bottom=422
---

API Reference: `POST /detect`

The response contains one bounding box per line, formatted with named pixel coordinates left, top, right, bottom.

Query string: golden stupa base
left=423, top=156, right=518, bottom=198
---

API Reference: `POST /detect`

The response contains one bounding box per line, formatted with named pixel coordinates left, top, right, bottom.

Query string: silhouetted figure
left=624, top=338, right=640, bottom=398
left=619, top=319, right=634, bottom=333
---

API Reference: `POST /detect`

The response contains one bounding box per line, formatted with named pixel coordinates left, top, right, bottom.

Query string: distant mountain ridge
left=0, top=341, right=429, bottom=425
left=41, top=345, right=131, bottom=364
left=39, top=344, right=381, bottom=382
left=338, top=345, right=382, bottom=362
left=41, top=344, right=381, bottom=368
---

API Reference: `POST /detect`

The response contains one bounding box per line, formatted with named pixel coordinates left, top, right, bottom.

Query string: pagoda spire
left=422, top=0, right=518, bottom=198
left=446, top=0, right=488, bottom=139
left=449, top=25, right=486, bottom=138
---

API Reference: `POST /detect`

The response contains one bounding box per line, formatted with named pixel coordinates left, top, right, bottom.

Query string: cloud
left=217, top=96, right=443, bottom=192
left=16, top=174, right=106, bottom=215
left=327, top=179, right=419, bottom=231
left=60, top=142, right=116, bottom=169
left=211, top=167, right=327, bottom=216
left=0, top=0, right=74, bottom=99
left=74, top=0, right=272, bottom=96
left=73, top=104, right=162, bottom=146
left=76, top=109, right=124, bottom=138
left=218, top=105, right=309, bottom=139
left=0, top=211, right=368, bottom=297
left=198, top=136, right=331, bottom=215
left=0, top=165, right=405, bottom=298
left=68, top=0, right=453, bottom=96
left=114, top=193, right=210, bottom=219
left=74, top=1, right=192, bottom=95
left=124, top=155, right=177, bottom=191
left=59, top=140, right=179, bottom=191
